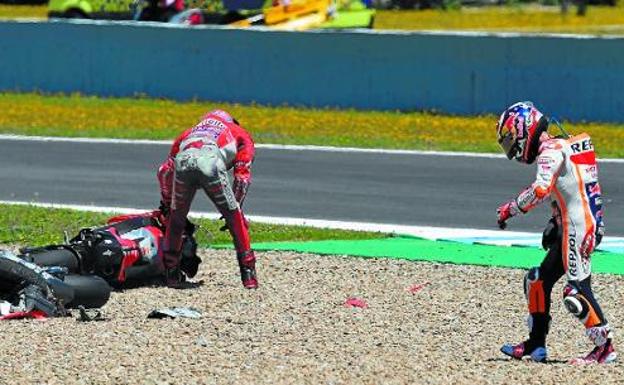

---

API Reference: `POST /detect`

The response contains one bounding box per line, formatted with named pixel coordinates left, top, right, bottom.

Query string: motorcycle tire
left=64, top=275, right=111, bottom=309
left=28, top=247, right=80, bottom=273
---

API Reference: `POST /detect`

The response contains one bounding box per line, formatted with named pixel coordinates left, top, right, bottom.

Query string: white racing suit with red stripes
left=157, top=110, right=257, bottom=288
left=513, top=133, right=612, bottom=350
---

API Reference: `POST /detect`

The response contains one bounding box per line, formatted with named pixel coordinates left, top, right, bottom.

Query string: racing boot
left=237, top=250, right=258, bottom=289
left=180, top=253, right=201, bottom=279
left=501, top=313, right=549, bottom=362
left=163, top=249, right=179, bottom=287
left=179, top=228, right=201, bottom=279
left=570, top=325, right=617, bottom=364
left=570, top=339, right=617, bottom=364
left=500, top=341, right=548, bottom=363
left=164, top=266, right=184, bottom=288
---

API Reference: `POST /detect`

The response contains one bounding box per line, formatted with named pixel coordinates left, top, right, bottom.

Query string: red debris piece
left=406, top=282, right=431, bottom=294
left=344, top=297, right=368, bottom=309
left=0, top=310, right=48, bottom=321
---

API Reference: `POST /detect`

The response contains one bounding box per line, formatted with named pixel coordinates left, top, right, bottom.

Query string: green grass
left=2, top=92, right=624, bottom=157
left=0, top=204, right=386, bottom=247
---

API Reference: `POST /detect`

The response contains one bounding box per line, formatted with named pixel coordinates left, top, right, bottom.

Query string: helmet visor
left=498, top=131, right=519, bottom=160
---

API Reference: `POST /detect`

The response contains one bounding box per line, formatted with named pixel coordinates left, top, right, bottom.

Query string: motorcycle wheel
left=64, top=275, right=112, bottom=309
left=29, top=247, right=80, bottom=273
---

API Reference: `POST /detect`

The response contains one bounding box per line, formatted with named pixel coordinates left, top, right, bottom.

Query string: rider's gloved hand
left=158, top=200, right=170, bottom=216
left=596, top=221, right=605, bottom=247
left=157, top=200, right=170, bottom=226
left=233, top=161, right=251, bottom=207
left=219, top=212, right=249, bottom=232
left=497, top=200, right=521, bottom=230
left=184, top=218, right=196, bottom=235
left=233, top=177, right=250, bottom=204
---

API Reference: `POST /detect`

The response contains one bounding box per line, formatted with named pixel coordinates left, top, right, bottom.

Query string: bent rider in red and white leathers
left=496, top=102, right=616, bottom=364
left=157, top=109, right=257, bottom=289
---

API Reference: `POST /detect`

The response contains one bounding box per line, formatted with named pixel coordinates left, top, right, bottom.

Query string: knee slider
left=563, top=282, right=601, bottom=328
left=524, top=267, right=546, bottom=313
left=563, top=282, right=584, bottom=317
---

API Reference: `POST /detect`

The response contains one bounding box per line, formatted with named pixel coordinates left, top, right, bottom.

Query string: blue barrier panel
left=0, top=20, right=623, bottom=122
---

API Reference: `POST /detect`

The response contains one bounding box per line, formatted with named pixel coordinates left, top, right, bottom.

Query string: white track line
left=0, top=134, right=170, bottom=146
left=0, top=134, right=502, bottom=157
left=3, top=200, right=623, bottom=250
left=0, top=199, right=533, bottom=238
left=2, top=134, right=623, bottom=162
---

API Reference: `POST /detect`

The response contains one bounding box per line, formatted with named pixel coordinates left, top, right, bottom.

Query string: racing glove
left=596, top=220, right=605, bottom=247
left=233, top=177, right=250, bottom=205
left=497, top=200, right=522, bottom=230
left=157, top=157, right=175, bottom=209
left=219, top=212, right=249, bottom=232
left=156, top=201, right=170, bottom=227
left=233, top=161, right=252, bottom=207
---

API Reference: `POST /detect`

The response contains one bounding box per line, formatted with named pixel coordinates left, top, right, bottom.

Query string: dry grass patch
left=0, top=4, right=47, bottom=18
left=2, top=93, right=624, bottom=157
left=375, top=4, right=624, bottom=34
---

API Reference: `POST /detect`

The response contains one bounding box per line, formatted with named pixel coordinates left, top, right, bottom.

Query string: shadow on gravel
left=486, top=358, right=568, bottom=364
left=116, top=279, right=205, bottom=291
left=168, top=281, right=205, bottom=290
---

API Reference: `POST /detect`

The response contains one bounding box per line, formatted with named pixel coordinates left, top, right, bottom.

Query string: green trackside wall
left=1, top=20, right=624, bottom=122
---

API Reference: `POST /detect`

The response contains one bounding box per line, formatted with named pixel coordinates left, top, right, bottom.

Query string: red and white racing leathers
left=157, top=110, right=256, bottom=287
left=507, top=133, right=612, bottom=350
left=515, top=133, right=603, bottom=282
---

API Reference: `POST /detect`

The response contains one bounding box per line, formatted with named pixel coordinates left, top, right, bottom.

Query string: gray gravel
left=0, top=249, right=622, bottom=385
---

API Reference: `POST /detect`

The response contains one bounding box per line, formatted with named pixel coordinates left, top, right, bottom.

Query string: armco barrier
left=1, top=20, right=623, bottom=122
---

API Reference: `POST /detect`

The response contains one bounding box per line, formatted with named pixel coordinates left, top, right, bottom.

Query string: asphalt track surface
left=1, top=138, right=623, bottom=236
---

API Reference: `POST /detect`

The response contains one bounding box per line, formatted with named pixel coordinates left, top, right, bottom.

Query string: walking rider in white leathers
left=495, top=101, right=616, bottom=364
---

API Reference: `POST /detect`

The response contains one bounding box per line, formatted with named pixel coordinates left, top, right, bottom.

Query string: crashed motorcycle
left=19, top=210, right=202, bottom=289
left=0, top=250, right=111, bottom=318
